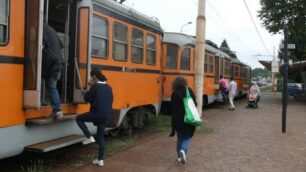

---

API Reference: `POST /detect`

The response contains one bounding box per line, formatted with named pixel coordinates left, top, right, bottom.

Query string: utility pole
left=194, top=0, right=206, bottom=115
left=282, top=26, right=288, bottom=133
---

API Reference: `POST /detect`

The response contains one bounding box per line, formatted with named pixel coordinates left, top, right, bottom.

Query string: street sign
left=271, top=60, right=279, bottom=73
left=279, top=44, right=295, bottom=49
left=281, top=59, right=292, bottom=65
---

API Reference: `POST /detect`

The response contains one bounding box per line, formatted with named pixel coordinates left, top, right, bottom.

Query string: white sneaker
left=179, top=150, right=186, bottom=164
left=177, top=158, right=181, bottom=162
left=51, top=111, right=64, bottom=120
left=92, top=159, right=104, bottom=166
left=82, top=136, right=95, bottom=145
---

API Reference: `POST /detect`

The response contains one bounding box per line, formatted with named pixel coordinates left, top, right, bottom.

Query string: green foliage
left=220, top=39, right=230, bottom=50
left=276, top=77, right=296, bottom=91
left=21, top=160, right=50, bottom=172
left=261, top=86, right=273, bottom=92
left=252, top=68, right=270, bottom=78
left=105, top=137, right=135, bottom=155
left=146, top=114, right=171, bottom=132
left=258, top=0, right=306, bottom=60
left=277, top=78, right=283, bottom=91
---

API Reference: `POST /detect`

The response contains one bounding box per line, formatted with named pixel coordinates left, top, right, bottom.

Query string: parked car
left=287, top=83, right=304, bottom=100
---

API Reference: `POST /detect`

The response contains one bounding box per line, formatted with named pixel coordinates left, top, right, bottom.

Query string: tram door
left=23, top=0, right=91, bottom=109
left=73, top=1, right=92, bottom=103
left=23, top=0, right=45, bottom=108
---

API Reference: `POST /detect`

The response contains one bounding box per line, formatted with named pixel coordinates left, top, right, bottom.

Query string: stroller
left=246, top=91, right=259, bottom=108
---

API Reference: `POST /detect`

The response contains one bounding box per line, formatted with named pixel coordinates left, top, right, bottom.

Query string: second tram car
left=161, top=32, right=251, bottom=108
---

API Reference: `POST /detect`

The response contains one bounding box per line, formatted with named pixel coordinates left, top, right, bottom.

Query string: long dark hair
left=90, top=67, right=107, bottom=82
left=172, top=77, right=187, bottom=91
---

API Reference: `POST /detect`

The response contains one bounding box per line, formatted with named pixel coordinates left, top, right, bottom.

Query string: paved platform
left=75, top=93, right=306, bottom=172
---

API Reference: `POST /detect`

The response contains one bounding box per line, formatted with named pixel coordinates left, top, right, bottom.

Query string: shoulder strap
left=186, top=87, right=191, bottom=98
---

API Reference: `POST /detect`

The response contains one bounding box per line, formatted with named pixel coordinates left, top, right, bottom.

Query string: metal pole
left=272, top=47, right=276, bottom=99
left=282, top=26, right=288, bottom=133
left=194, top=0, right=206, bottom=116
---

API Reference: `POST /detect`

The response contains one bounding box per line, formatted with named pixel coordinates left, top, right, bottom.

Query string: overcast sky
left=124, top=0, right=283, bottom=69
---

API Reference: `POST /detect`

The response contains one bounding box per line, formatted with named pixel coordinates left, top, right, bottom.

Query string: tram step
left=25, top=135, right=86, bottom=153
left=25, top=114, right=77, bottom=126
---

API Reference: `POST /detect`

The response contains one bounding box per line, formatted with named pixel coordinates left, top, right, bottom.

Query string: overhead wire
left=242, top=0, right=271, bottom=55
left=206, top=0, right=260, bottom=55
left=192, top=0, right=260, bottom=57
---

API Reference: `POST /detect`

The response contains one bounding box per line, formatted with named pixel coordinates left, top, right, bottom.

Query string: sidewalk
left=75, top=93, right=306, bottom=172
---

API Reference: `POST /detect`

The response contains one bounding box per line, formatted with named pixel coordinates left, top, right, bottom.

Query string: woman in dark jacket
left=76, top=68, right=113, bottom=167
left=170, top=77, right=197, bottom=164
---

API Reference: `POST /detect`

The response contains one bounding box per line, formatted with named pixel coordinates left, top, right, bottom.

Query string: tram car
left=0, top=0, right=163, bottom=159
left=161, top=33, right=195, bottom=112
left=230, top=56, right=251, bottom=97
left=161, top=33, right=251, bottom=106
left=161, top=33, right=250, bottom=107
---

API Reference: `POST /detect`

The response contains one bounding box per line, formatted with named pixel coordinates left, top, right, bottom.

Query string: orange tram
left=162, top=33, right=251, bottom=107
left=0, top=0, right=251, bottom=159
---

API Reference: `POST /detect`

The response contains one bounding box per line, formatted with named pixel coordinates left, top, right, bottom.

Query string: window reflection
left=91, top=16, right=108, bottom=58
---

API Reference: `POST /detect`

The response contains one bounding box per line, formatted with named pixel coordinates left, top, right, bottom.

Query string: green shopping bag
left=183, top=87, right=202, bottom=126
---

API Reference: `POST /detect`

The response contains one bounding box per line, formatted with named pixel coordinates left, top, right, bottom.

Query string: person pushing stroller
left=247, top=82, right=260, bottom=108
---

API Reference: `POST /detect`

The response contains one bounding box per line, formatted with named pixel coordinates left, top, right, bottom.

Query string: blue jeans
left=45, top=64, right=62, bottom=113
left=76, top=112, right=107, bottom=160
left=176, top=133, right=192, bottom=158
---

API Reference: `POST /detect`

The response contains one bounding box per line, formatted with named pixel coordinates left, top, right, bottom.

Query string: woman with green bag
left=169, top=77, right=197, bottom=165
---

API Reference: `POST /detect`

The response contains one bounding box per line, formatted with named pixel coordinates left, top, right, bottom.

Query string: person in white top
left=228, top=77, right=237, bottom=110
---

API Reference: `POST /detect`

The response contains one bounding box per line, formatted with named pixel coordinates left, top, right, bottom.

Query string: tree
left=220, top=39, right=230, bottom=50
left=252, top=68, right=270, bottom=78
left=258, top=0, right=306, bottom=60
left=220, top=39, right=237, bottom=58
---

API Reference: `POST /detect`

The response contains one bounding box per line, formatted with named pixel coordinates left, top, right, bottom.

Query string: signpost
left=271, top=60, right=279, bottom=73
left=281, top=27, right=295, bottom=133
left=271, top=60, right=279, bottom=98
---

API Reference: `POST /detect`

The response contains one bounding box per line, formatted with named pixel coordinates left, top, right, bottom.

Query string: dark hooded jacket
left=42, top=23, right=64, bottom=78
left=170, top=87, right=197, bottom=137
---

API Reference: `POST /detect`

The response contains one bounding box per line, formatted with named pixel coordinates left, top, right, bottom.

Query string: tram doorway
left=23, top=0, right=90, bottom=110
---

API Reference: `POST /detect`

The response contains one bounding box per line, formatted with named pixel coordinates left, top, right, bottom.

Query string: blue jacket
left=84, top=81, right=113, bottom=122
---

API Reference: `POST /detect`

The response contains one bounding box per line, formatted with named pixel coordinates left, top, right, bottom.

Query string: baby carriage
left=246, top=91, right=259, bottom=108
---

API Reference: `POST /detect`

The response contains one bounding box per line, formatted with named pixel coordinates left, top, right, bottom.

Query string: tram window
left=166, top=44, right=178, bottom=69
left=91, top=16, right=108, bottom=58
left=241, top=67, right=246, bottom=78
left=204, top=54, right=213, bottom=73
left=146, top=34, right=156, bottom=65
left=113, top=23, right=128, bottom=61
left=224, top=61, right=230, bottom=76
left=180, top=48, right=190, bottom=70
left=131, top=29, right=143, bottom=63
left=220, top=59, right=224, bottom=75
left=0, top=0, right=9, bottom=45
left=234, top=66, right=239, bottom=77
left=208, top=55, right=214, bottom=73
left=204, top=54, right=208, bottom=72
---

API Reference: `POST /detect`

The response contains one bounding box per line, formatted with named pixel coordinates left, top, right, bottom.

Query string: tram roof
left=163, top=32, right=195, bottom=47
left=215, top=49, right=231, bottom=60
left=230, top=57, right=249, bottom=67
left=93, top=0, right=163, bottom=33
left=163, top=32, right=230, bottom=57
